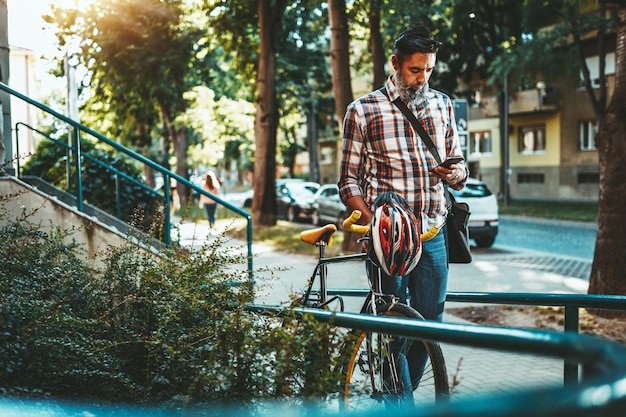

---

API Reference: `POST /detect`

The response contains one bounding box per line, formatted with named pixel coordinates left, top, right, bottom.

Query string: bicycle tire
left=339, top=302, right=449, bottom=411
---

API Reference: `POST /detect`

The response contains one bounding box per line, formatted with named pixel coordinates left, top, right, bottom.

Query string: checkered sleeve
left=338, top=102, right=366, bottom=204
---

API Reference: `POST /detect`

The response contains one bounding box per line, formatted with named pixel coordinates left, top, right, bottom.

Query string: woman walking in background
left=199, top=172, right=220, bottom=228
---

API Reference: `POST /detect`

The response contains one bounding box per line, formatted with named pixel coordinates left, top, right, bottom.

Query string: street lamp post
left=502, top=73, right=510, bottom=206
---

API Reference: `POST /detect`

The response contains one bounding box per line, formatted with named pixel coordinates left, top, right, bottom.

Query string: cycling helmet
left=368, top=192, right=422, bottom=278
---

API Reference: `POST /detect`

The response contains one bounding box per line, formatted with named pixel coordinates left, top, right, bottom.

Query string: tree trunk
left=328, top=0, right=360, bottom=253
left=588, top=5, right=626, bottom=318
left=568, top=1, right=607, bottom=122
left=252, top=0, right=286, bottom=226
left=368, top=0, right=386, bottom=89
left=159, top=101, right=189, bottom=208
left=328, top=0, right=354, bottom=125
left=173, top=126, right=189, bottom=208
left=307, top=96, right=319, bottom=183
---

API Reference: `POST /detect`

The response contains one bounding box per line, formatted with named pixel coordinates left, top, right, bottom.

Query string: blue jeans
left=203, top=203, right=217, bottom=227
left=380, top=226, right=449, bottom=388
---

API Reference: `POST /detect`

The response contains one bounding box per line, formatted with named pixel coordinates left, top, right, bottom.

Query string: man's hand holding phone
left=432, top=156, right=463, bottom=170
left=430, top=156, right=465, bottom=184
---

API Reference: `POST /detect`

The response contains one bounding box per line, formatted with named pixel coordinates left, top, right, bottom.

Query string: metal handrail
left=2, top=81, right=254, bottom=279
left=323, top=289, right=626, bottom=385
left=15, top=122, right=162, bottom=212
left=445, top=291, right=626, bottom=384
left=245, top=303, right=626, bottom=416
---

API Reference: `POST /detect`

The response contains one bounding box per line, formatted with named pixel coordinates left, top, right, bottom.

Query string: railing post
left=247, top=216, right=253, bottom=281
left=65, top=129, right=72, bottom=195
left=72, top=126, right=83, bottom=212
left=14, top=123, right=21, bottom=176
left=564, top=304, right=580, bottom=385
left=115, top=174, right=121, bottom=219
left=163, top=176, right=172, bottom=247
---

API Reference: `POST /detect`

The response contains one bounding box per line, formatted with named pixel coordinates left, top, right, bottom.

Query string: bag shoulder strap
left=378, top=86, right=452, bottom=204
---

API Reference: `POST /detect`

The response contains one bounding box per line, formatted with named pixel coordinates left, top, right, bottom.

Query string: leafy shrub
left=0, top=208, right=345, bottom=409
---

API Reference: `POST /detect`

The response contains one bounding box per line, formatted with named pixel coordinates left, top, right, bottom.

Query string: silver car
left=276, top=181, right=320, bottom=222
left=311, top=184, right=349, bottom=228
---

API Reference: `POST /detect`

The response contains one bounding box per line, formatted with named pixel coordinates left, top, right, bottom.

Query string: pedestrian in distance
left=199, top=171, right=220, bottom=229
left=169, top=178, right=181, bottom=217
left=337, top=23, right=468, bottom=388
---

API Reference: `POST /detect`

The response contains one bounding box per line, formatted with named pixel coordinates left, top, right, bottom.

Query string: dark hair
left=393, top=24, right=443, bottom=56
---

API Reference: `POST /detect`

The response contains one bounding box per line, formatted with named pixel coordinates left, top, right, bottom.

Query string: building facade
left=467, top=50, right=612, bottom=203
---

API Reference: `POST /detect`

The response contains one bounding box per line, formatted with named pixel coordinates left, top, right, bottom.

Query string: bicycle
left=295, top=209, right=449, bottom=411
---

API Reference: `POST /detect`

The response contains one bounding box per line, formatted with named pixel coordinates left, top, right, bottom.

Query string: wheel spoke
left=340, top=302, right=449, bottom=411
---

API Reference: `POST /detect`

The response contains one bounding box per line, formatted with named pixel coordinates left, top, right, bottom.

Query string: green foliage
left=485, top=0, right=614, bottom=91
left=21, top=138, right=163, bottom=226
left=500, top=199, right=598, bottom=222
left=0, top=209, right=346, bottom=407
left=183, top=86, right=256, bottom=172
left=0, top=221, right=103, bottom=399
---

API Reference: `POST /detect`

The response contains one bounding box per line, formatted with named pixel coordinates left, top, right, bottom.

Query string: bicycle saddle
left=300, top=224, right=337, bottom=246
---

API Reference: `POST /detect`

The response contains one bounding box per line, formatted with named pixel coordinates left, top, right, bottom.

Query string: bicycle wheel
left=339, top=302, right=449, bottom=411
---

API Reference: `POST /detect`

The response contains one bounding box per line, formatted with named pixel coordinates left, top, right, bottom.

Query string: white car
left=449, top=178, right=499, bottom=248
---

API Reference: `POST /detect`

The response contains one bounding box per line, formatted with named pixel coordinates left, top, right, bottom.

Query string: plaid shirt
left=338, top=76, right=467, bottom=232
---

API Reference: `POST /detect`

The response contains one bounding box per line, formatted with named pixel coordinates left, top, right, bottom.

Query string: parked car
left=222, top=189, right=253, bottom=209
left=449, top=177, right=499, bottom=248
left=237, top=179, right=306, bottom=209
left=311, top=184, right=349, bottom=228
left=276, top=181, right=320, bottom=222
left=239, top=189, right=255, bottom=208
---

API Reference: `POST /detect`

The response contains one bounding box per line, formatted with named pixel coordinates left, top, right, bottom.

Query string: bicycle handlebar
left=342, top=210, right=370, bottom=235
left=342, top=210, right=440, bottom=242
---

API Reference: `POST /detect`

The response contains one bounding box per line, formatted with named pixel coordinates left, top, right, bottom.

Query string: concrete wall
left=0, top=176, right=131, bottom=269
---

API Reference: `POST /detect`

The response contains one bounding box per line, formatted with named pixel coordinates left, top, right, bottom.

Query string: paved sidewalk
left=173, top=218, right=590, bottom=401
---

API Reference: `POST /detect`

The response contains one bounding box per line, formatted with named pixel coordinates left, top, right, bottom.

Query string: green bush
left=0, top=210, right=345, bottom=409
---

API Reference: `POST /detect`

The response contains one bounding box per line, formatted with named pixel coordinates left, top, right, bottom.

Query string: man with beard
left=337, top=24, right=467, bottom=389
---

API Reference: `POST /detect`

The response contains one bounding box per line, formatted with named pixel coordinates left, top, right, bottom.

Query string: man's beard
left=396, top=72, right=428, bottom=105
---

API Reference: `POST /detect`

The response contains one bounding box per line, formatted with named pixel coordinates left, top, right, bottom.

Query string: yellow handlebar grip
left=342, top=210, right=370, bottom=235
left=420, top=226, right=440, bottom=242
left=344, top=210, right=362, bottom=226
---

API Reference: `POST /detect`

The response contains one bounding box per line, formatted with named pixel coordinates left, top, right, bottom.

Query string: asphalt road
left=492, top=216, right=597, bottom=261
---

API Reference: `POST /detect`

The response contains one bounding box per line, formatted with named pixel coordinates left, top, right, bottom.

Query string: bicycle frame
left=300, top=236, right=367, bottom=311
left=299, top=232, right=395, bottom=317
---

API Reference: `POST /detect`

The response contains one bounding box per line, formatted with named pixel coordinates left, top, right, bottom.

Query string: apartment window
left=319, top=147, right=334, bottom=165
left=579, top=53, right=615, bottom=89
left=470, top=131, right=492, bottom=155
left=519, top=125, right=546, bottom=154
left=578, top=172, right=599, bottom=184
left=579, top=120, right=597, bottom=151
left=518, top=173, right=545, bottom=184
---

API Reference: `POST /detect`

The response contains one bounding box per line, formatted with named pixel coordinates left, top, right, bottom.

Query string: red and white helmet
left=368, top=192, right=422, bottom=278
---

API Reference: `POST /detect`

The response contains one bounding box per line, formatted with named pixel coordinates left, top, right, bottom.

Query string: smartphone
left=432, top=156, right=464, bottom=170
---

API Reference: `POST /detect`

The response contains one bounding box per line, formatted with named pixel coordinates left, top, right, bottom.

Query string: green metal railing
left=15, top=122, right=163, bottom=219
left=325, top=289, right=626, bottom=384
left=2, top=81, right=254, bottom=279
left=445, top=292, right=626, bottom=384
left=245, top=303, right=626, bottom=416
